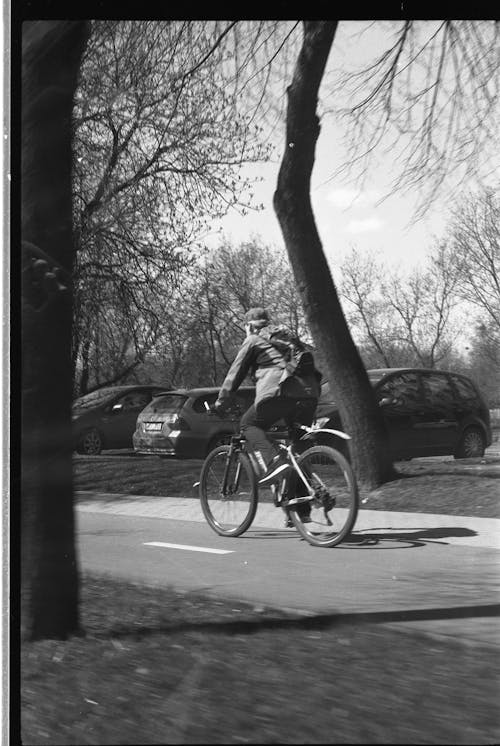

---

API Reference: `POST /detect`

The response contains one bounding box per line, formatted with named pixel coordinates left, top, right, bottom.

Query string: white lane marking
left=144, top=541, right=234, bottom=555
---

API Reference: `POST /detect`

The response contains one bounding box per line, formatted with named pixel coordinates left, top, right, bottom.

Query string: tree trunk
left=273, top=21, right=396, bottom=490
left=21, top=21, right=90, bottom=640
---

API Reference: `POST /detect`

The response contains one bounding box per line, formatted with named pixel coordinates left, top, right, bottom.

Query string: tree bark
left=273, top=21, right=396, bottom=490
left=21, top=21, right=90, bottom=639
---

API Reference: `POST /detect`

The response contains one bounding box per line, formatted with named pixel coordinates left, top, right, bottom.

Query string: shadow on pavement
left=100, top=602, right=500, bottom=640
left=345, top=526, right=478, bottom=548
left=241, top=526, right=478, bottom=548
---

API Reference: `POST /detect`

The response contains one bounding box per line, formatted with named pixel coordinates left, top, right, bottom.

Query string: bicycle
left=197, top=408, right=359, bottom=548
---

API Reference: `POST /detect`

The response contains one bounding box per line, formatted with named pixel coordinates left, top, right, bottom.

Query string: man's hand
left=208, top=400, right=226, bottom=415
left=210, top=399, right=227, bottom=414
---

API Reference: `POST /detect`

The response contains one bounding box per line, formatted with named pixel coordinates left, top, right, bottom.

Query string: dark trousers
left=240, top=396, right=317, bottom=470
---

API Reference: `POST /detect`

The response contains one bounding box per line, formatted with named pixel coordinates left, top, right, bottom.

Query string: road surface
left=76, top=495, right=500, bottom=648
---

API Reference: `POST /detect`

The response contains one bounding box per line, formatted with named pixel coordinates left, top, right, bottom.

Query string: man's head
left=244, top=307, right=270, bottom=335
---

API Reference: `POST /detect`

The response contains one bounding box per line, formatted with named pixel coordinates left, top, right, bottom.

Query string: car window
left=142, top=394, right=187, bottom=414
left=377, top=372, right=421, bottom=414
left=117, top=391, right=151, bottom=411
left=449, top=374, right=481, bottom=408
left=420, top=373, right=455, bottom=415
left=191, top=391, right=254, bottom=415
left=72, top=387, right=122, bottom=410
left=192, top=393, right=218, bottom=413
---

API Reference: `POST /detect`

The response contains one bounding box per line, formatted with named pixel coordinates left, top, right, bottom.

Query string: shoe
left=258, top=455, right=291, bottom=485
left=284, top=517, right=294, bottom=528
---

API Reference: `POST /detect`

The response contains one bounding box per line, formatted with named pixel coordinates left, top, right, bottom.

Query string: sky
left=206, top=137, right=450, bottom=282
left=205, top=21, right=498, bottom=282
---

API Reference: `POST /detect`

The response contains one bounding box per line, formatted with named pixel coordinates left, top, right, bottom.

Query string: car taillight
left=164, top=413, right=179, bottom=426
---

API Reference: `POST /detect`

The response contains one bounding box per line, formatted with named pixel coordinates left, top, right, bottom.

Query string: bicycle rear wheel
left=199, top=445, right=258, bottom=537
left=288, top=445, right=358, bottom=547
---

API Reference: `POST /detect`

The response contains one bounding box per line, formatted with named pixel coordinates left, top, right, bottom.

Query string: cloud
left=345, top=217, right=384, bottom=234
left=326, top=188, right=383, bottom=210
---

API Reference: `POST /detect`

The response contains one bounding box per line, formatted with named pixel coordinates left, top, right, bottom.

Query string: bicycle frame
left=199, top=400, right=352, bottom=499
left=279, top=424, right=351, bottom=496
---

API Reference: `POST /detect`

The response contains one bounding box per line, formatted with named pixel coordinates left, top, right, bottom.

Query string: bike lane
left=76, top=495, right=500, bottom=648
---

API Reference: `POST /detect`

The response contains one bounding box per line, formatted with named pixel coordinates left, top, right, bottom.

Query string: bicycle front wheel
left=199, top=445, right=258, bottom=537
left=289, top=445, right=358, bottom=548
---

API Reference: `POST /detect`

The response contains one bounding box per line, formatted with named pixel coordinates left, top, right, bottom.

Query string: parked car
left=315, top=368, right=492, bottom=460
left=73, top=384, right=170, bottom=455
left=133, top=386, right=257, bottom=459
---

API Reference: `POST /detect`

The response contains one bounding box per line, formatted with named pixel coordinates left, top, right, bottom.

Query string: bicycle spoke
left=289, top=446, right=358, bottom=547
left=199, top=446, right=258, bottom=537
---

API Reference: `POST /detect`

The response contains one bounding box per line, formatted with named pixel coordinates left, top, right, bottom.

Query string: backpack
left=267, top=327, right=322, bottom=398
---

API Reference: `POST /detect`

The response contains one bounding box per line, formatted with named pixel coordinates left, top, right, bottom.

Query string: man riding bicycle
left=213, top=307, right=322, bottom=524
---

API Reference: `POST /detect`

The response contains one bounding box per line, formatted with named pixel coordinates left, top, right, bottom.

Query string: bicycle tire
left=199, top=445, right=258, bottom=537
left=288, top=445, right=358, bottom=547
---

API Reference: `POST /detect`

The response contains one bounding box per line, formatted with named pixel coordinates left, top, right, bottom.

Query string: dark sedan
left=73, top=384, right=170, bottom=455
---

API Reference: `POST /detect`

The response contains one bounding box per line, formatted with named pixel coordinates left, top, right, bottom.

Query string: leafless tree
left=444, top=188, right=500, bottom=331
left=147, top=238, right=309, bottom=388
left=72, top=20, right=282, bottom=393
left=21, top=21, right=90, bottom=640
left=328, top=21, right=499, bottom=218
left=273, top=21, right=397, bottom=488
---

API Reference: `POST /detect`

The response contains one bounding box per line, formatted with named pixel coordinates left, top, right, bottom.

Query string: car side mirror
left=378, top=397, right=393, bottom=407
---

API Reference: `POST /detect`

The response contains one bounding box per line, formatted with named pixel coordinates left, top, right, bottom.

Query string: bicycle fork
left=221, top=438, right=245, bottom=496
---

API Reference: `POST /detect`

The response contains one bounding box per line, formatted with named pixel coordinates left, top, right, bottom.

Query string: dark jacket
left=217, top=326, right=321, bottom=406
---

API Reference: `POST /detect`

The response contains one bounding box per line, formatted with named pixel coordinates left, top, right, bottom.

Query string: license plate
left=145, top=422, right=163, bottom=432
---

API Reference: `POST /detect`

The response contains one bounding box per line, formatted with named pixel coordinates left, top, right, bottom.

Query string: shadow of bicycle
left=344, top=525, right=478, bottom=549
left=240, top=525, right=479, bottom=548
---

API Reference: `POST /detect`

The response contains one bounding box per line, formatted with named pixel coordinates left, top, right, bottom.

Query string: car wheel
left=76, top=428, right=103, bottom=455
left=454, top=427, right=485, bottom=459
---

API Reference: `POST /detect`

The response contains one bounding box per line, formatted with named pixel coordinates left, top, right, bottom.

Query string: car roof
left=368, top=367, right=448, bottom=375
left=322, top=368, right=458, bottom=392
left=153, top=385, right=255, bottom=397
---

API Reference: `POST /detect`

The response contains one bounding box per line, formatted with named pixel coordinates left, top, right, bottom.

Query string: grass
left=19, top=453, right=500, bottom=744
left=20, top=574, right=500, bottom=745
left=73, top=452, right=500, bottom=518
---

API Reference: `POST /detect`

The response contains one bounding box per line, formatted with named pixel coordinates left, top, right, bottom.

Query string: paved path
left=77, top=492, right=500, bottom=550
left=76, top=492, right=500, bottom=649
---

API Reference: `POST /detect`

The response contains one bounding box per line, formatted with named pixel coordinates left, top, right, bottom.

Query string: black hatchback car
left=73, top=384, right=170, bottom=455
left=316, top=368, right=492, bottom=460
left=133, top=386, right=256, bottom=459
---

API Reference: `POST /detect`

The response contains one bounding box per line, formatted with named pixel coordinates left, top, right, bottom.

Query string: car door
left=376, top=371, right=424, bottom=458
left=103, top=389, right=155, bottom=448
left=416, top=372, right=460, bottom=454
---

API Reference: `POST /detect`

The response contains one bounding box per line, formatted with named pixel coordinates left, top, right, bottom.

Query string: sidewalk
left=76, top=492, right=500, bottom=551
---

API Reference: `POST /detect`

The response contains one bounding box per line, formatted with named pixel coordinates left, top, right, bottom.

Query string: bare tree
left=21, top=21, right=90, bottom=640
left=339, top=249, right=395, bottom=366
left=148, top=238, right=310, bottom=388
left=445, top=188, right=500, bottom=331
left=72, top=20, right=275, bottom=393
left=273, top=21, right=397, bottom=489
left=329, top=21, right=499, bottom=217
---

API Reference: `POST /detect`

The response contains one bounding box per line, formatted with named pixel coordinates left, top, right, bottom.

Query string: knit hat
left=244, top=307, right=270, bottom=329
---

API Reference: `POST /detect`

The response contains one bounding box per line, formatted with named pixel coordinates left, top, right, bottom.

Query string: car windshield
left=142, top=394, right=187, bottom=414
left=72, top=387, right=126, bottom=410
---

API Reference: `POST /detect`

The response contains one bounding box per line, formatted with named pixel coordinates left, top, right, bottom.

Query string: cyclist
left=213, top=307, right=322, bottom=524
